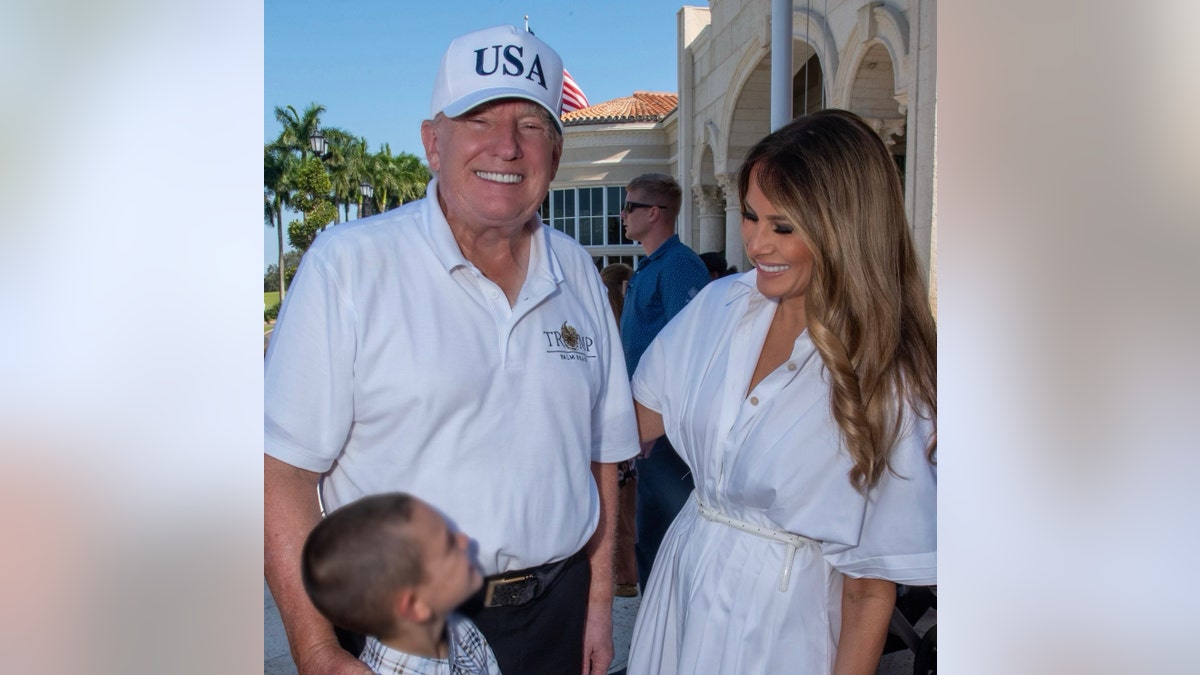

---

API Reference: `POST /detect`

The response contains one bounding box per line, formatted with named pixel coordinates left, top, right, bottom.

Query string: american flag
left=561, top=69, right=590, bottom=113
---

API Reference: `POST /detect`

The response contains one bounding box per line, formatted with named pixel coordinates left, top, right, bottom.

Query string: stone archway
left=793, top=51, right=824, bottom=117
left=848, top=42, right=907, bottom=185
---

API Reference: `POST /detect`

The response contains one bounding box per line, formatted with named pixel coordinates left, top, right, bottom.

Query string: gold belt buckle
left=483, top=573, right=534, bottom=608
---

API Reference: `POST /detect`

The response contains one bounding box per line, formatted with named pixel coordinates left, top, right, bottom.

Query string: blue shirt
left=620, top=235, right=711, bottom=377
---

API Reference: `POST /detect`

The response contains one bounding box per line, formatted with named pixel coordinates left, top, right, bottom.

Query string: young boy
left=301, top=492, right=501, bottom=674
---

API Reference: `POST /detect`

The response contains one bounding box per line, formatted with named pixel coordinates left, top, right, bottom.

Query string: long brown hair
left=601, top=262, right=634, bottom=323
left=738, top=109, right=936, bottom=491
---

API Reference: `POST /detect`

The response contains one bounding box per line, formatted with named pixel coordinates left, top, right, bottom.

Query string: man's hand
left=266, top=456, right=370, bottom=675
left=582, top=461, right=619, bottom=674
left=294, top=639, right=373, bottom=675
left=581, top=598, right=615, bottom=675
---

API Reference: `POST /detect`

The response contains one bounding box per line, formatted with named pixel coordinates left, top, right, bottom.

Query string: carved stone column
left=715, top=172, right=745, bottom=271
left=862, top=116, right=907, bottom=148
left=692, top=184, right=726, bottom=253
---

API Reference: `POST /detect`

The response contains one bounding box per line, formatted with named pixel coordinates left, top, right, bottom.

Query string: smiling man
left=265, top=24, right=639, bottom=675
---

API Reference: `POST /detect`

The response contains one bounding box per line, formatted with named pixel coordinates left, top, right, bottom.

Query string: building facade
left=543, top=92, right=680, bottom=270
left=549, top=0, right=936, bottom=298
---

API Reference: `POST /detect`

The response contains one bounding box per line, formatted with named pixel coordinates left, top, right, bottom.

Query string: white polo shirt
left=265, top=179, right=640, bottom=575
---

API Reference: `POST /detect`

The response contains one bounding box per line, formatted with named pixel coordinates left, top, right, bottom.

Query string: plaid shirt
left=360, top=614, right=501, bottom=675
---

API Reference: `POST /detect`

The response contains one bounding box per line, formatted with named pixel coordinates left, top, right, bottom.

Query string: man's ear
left=548, top=135, right=563, bottom=180
left=420, top=119, right=441, bottom=174
left=393, top=588, right=432, bottom=623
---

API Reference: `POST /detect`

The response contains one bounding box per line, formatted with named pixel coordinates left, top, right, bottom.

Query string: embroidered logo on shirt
left=543, top=321, right=597, bottom=361
left=561, top=322, right=582, bottom=350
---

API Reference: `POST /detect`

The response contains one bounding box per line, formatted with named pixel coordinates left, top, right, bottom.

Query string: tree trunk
left=276, top=208, right=286, bottom=303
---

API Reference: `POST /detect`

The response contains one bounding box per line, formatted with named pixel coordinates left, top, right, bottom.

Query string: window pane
left=578, top=187, right=600, bottom=246
left=552, top=190, right=565, bottom=230
left=607, top=186, right=632, bottom=245
left=578, top=190, right=591, bottom=245
left=579, top=188, right=593, bottom=217
left=551, top=189, right=574, bottom=238
left=545, top=184, right=647, bottom=262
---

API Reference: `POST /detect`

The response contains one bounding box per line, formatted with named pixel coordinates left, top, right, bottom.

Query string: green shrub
left=265, top=302, right=281, bottom=322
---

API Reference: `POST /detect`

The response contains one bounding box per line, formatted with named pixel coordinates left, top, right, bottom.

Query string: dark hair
left=699, top=251, right=737, bottom=279
left=301, top=493, right=424, bottom=638
left=738, top=109, right=936, bottom=491
left=600, top=263, right=634, bottom=322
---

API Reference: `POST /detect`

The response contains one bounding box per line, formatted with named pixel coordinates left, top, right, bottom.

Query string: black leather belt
left=482, top=551, right=581, bottom=608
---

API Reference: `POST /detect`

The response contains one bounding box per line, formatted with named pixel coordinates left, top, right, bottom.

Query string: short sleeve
left=630, top=278, right=723, bottom=423
left=658, top=256, right=711, bottom=322
left=820, top=409, right=937, bottom=585
left=630, top=329, right=669, bottom=415
left=264, top=248, right=358, bottom=472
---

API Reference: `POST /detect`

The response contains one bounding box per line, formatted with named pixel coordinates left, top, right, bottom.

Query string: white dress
left=626, top=272, right=936, bottom=675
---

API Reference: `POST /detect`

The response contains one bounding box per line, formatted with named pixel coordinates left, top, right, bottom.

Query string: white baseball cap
left=430, top=25, right=565, bottom=134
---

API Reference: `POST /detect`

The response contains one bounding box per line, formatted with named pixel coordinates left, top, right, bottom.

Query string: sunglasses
left=622, top=200, right=666, bottom=213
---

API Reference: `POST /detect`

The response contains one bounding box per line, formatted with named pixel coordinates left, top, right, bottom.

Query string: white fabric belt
left=697, top=500, right=815, bottom=592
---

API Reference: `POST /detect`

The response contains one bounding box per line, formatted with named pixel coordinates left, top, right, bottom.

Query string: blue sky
left=265, top=0, right=704, bottom=272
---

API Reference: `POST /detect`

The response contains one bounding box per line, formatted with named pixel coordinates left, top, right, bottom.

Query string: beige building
left=545, top=0, right=935, bottom=296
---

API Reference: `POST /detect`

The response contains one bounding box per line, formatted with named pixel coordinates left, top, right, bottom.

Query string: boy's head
left=301, top=493, right=482, bottom=639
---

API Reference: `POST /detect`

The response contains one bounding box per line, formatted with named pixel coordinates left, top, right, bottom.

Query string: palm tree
left=367, top=144, right=431, bottom=213
left=272, top=103, right=326, bottom=160
left=392, top=152, right=432, bottom=207
left=321, top=128, right=364, bottom=224
left=266, top=102, right=330, bottom=298
left=367, top=143, right=400, bottom=214
left=264, top=144, right=297, bottom=301
left=350, top=137, right=371, bottom=219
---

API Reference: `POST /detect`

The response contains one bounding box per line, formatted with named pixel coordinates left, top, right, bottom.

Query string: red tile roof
left=561, top=91, right=678, bottom=127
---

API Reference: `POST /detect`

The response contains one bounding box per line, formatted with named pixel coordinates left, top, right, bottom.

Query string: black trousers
left=459, top=550, right=590, bottom=675
left=635, top=437, right=694, bottom=589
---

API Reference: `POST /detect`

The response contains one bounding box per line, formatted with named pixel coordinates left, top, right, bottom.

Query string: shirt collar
left=725, top=268, right=759, bottom=305
left=420, top=175, right=559, bottom=284
left=421, top=176, right=470, bottom=273
left=640, top=234, right=682, bottom=267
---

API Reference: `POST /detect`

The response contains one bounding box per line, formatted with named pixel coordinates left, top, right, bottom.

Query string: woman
left=626, top=109, right=936, bottom=675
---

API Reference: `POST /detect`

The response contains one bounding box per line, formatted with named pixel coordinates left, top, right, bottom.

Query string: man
left=265, top=25, right=639, bottom=675
left=618, top=173, right=711, bottom=589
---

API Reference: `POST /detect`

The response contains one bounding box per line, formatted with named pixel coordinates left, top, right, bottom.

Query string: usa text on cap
left=430, top=25, right=565, bottom=133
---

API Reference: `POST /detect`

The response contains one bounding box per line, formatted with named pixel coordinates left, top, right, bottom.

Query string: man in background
left=618, top=173, right=710, bottom=590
